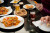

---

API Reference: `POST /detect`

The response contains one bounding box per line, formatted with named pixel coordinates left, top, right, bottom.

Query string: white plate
left=0, top=15, right=24, bottom=29
left=27, top=0, right=35, bottom=4
left=23, top=4, right=36, bottom=9
left=0, top=6, right=12, bottom=16
left=32, top=20, right=50, bottom=32
left=0, top=0, right=4, bottom=4
left=10, top=0, right=20, bottom=3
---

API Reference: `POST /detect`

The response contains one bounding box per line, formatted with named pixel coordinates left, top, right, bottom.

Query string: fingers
left=40, top=16, right=50, bottom=23
left=36, top=3, right=43, bottom=11
left=40, top=4, right=43, bottom=10
left=40, top=17, right=45, bottom=22
left=39, top=4, right=43, bottom=10
left=45, top=16, right=49, bottom=23
left=36, top=5, right=40, bottom=10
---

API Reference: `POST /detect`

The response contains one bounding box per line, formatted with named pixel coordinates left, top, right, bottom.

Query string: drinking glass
left=30, top=12, right=36, bottom=20
left=14, top=4, right=20, bottom=11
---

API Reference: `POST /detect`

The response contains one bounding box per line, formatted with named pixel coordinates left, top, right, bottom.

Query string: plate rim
left=32, top=20, right=50, bottom=32
left=0, top=15, right=24, bottom=29
left=0, top=7, right=12, bottom=16
left=10, top=0, right=21, bottom=3
left=23, top=4, right=36, bottom=9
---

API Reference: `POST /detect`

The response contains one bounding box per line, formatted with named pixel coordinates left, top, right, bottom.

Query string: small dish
left=23, top=4, right=36, bottom=9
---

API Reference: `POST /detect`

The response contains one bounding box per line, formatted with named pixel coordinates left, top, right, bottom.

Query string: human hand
left=40, top=16, right=50, bottom=24
left=36, top=3, right=43, bottom=11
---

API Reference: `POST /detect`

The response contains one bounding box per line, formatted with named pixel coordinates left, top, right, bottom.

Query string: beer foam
left=19, top=2, right=23, bottom=4
left=30, top=12, right=35, bottom=14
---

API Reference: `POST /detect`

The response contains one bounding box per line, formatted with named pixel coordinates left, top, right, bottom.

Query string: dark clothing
left=35, top=0, right=50, bottom=16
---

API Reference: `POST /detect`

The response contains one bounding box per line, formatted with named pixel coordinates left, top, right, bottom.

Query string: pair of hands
left=36, top=3, right=43, bottom=11
left=40, top=16, right=50, bottom=23
left=36, top=4, right=50, bottom=23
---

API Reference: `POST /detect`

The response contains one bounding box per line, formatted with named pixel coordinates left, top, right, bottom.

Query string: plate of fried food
left=0, top=15, right=24, bottom=29
left=10, top=0, right=20, bottom=3
left=23, top=4, right=36, bottom=9
left=0, top=0, right=4, bottom=4
left=32, top=20, right=50, bottom=32
left=0, top=6, right=12, bottom=16
left=14, top=9, right=27, bottom=17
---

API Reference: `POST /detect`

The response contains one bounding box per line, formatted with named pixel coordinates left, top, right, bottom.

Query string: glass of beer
left=30, top=12, right=36, bottom=21
left=14, top=4, right=20, bottom=11
left=19, top=2, right=24, bottom=9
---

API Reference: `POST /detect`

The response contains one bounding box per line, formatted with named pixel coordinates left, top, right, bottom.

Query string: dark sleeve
left=42, top=0, right=50, bottom=6
left=35, top=0, right=41, bottom=3
left=40, top=7, right=50, bottom=16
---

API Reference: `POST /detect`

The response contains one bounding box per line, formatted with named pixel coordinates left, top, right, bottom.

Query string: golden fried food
left=2, top=17, right=20, bottom=27
left=25, top=5, right=34, bottom=9
left=21, top=9, right=27, bottom=15
left=15, top=9, right=27, bottom=16
left=30, top=5, right=34, bottom=8
left=25, top=5, right=29, bottom=9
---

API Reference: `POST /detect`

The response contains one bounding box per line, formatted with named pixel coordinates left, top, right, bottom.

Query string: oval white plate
left=0, top=0, right=4, bottom=4
left=23, top=4, right=36, bottom=9
left=10, top=0, right=20, bottom=3
left=0, top=6, right=12, bottom=16
left=32, top=20, right=50, bottom=32
left=0, top=15, right=24, bottom=29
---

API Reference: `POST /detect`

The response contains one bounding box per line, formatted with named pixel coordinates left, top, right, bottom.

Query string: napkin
left=32, top=20, right=41, bottom=27
left=32, top=20, right=50, bottom=32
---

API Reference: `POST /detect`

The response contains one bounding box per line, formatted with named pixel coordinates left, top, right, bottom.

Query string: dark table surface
left=0, top=0, right=50, bottom=33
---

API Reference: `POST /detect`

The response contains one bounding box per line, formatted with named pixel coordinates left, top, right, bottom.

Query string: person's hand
left=40, top=16, right=50, bottom=24
left=36, top=3, right=43, bottom=11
